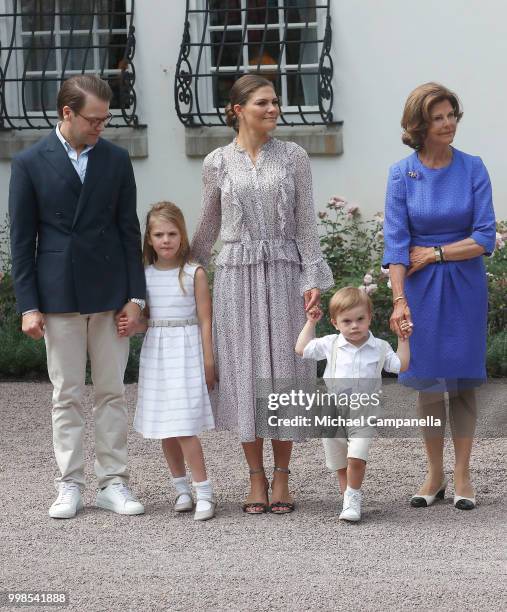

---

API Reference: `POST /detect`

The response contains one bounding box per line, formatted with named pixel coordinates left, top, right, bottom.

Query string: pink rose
left=328, top=195, right=347, bottom=209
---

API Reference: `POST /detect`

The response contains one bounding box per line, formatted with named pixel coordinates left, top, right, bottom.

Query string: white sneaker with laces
left=49, top=482, right=83, bottom=519
left=95, top=482, right=145, bottom=515
left=339, top=488, right=362, bottom=522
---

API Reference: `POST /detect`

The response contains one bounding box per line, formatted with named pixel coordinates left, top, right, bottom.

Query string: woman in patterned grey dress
left=191, top=75, right=333, bottom=513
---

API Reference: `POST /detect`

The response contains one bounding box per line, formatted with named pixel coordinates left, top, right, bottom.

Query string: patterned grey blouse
left=191, top=137, right=333, bottom=293
left=191, top=137, right=333, bottom=441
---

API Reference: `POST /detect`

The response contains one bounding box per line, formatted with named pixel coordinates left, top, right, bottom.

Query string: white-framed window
left=176, top=0, right=333, bottom=127
left=0, top=0, right=134, bottom=127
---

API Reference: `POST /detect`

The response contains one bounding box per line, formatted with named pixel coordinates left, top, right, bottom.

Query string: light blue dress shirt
left=55, top=123, right=94, bottom=183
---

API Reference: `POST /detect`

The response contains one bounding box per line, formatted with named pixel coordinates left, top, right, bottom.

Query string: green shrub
left=487, top=331, right=507, bottom=377
left=1, top=210, right=506, bottom=379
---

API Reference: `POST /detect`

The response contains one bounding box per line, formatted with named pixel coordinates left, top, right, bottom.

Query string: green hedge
left=1, top=211, right=506, bottom=380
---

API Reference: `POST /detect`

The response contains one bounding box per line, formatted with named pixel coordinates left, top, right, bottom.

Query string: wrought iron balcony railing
left=175, top=0, right=335, bottom=128
left=0, top=0, right=139, bottom=130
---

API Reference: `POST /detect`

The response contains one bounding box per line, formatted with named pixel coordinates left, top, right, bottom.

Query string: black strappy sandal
left=269, top=467, right=295, bottom=514
left=242, top=468, right=269, bottom=514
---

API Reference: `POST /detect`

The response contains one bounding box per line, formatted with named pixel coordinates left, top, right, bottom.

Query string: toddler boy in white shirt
left=296, top=286, right=411, bottom=521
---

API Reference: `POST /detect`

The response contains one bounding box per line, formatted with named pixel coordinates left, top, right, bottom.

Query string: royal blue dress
left=382, top=147, right=496, bottom=390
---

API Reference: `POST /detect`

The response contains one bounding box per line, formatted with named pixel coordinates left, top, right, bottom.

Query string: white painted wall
left=1, top=0, right=505, bottom=236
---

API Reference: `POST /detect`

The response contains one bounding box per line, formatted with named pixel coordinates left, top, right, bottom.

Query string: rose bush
left=1, top=209, right=506, bottom=378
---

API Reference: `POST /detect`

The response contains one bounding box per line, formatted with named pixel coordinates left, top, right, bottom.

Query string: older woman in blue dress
left=383, top=83, right=496, bottom=510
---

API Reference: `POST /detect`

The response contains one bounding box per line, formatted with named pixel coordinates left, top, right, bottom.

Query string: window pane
left=98, top=33, right=128, bottom=71
left=23, top=35, right=56, bottom=71
left=59, top=0, right=94, bottom=30
left=105, top=73, right=130, bottom=110
left=210, top=30, right=242, bottom=68
left=285, top=0, right=316, bottom=23
left=285, top=27, right=318, bottom=66
left=21, top=0, right=54, bottom=32
left=248, top=29, right=280, bottom=68
left=60, top=34, right=94, bottom=70
left=96, top=0, right=128, bottom=30
left=22, top=77, right=57, bottom=112
left=246, top=1, right=278, bottom=25
left=209, top=0, right=241, bottom=27
left=212, top=73, right=237, bottom=109
left=286, top=70, right=317, bottom=106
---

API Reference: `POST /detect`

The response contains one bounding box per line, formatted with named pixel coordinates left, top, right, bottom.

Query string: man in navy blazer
left=9, top=75, right=146, bottom=518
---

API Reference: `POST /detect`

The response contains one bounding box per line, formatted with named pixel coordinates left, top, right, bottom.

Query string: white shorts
left=322, top=429, right=373, bottom=470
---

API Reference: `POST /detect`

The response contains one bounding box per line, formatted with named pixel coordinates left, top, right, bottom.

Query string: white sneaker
left=49, top=482, right=83, bottom=519
left=95, top=482, right=145, bottom=515
left=339, top=488, right=362, bottom=522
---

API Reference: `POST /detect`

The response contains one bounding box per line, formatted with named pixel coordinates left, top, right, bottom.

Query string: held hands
left=306, top=305, right=323, bottom=323
left=407, top=246, right=435, bottom=276
left=115, top=301, right=142, bottom=337
left=304, top=288, right=321, bottom=311
left=22, top=311, right=45, bottom=340
left=389, top=299, right=414, bottom=339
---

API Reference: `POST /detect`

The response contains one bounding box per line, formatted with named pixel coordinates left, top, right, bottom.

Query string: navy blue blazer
left=9, top=129, right=146, bottom=314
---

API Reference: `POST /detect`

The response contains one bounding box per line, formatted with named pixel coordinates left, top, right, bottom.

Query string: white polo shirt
left=303, top=331, right=401, bottom=379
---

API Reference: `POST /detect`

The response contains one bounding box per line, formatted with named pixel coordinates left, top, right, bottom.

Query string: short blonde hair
left=328, top=286, right=373, bottom=320
left=401, top=82, right=463, bottom=150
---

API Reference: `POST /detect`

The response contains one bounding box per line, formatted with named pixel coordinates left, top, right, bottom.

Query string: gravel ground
left=0, top=382, right=506, bottom=612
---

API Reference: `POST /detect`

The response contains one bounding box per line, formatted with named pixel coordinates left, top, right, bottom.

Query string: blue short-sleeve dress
left=382, top=147, right=496, bottom=390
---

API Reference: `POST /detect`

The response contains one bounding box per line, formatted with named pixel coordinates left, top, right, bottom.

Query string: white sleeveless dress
left=134, top=263, right=215, bottom=438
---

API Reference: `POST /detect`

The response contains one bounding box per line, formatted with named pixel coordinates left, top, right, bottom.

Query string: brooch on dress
left=408, top=171, right=419, bottom=179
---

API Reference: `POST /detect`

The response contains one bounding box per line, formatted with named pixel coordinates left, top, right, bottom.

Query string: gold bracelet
left=393, top=295, right=407, bottom=304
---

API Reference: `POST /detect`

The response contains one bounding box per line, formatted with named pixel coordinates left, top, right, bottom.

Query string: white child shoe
left=173, top=475, right=194, bottom=512
left=49, top=482, right=83, bottom=519
left=174, top=493, right=194, bottom=512
left=193, top=479, right=216, bottom=521
left=339, top=487, right=362, bottom=522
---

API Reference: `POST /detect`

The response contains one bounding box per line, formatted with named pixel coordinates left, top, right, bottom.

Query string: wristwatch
left=129, top=298, right=146, bottom=311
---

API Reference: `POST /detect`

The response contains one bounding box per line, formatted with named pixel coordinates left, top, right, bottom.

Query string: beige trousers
left=44, top=311, right=130, bottom=489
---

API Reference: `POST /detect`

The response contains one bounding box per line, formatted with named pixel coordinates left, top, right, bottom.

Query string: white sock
left=173, top=475, right=192, bottom=504
left=345, top=486, right=361, bottom=495
left=193, top=479, right=213, bottom=512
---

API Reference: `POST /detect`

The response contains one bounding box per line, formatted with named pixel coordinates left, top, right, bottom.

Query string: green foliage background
left=1, top=212, right=506, bottom=381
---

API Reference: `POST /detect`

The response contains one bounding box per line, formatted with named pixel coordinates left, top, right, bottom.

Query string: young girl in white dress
left=117, top=202, right=216, bottom=521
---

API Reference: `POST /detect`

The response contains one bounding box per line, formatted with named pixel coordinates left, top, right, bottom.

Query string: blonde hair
left=401, top=82, right=463, bottom=150
left=143, top=202, right=192, bottom=293
left=328, top=286, right=373, bottom=320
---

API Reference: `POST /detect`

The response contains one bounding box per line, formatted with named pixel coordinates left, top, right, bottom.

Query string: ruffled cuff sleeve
left=292, top=146, right=334, bottom=294
left=190, top=150, right=222, bottom=267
